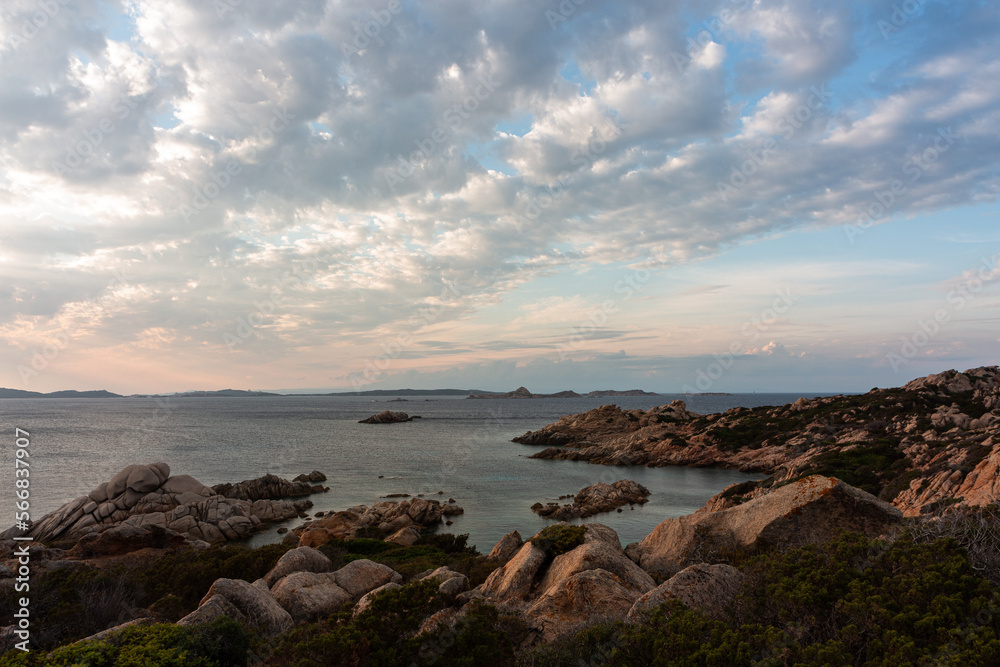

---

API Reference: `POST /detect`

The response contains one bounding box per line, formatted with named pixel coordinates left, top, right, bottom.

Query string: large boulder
left=197, top=578, right=293, bottom=636
left=625, top=476, right=903, bottom=577
left=627, top=563, right=745, bottom=622
left=270, top=571, right=352, bottom=623
left=480, top=541, right=548, bottom=602
left=263, top=546, right=332, bottom=587
left=537, top=537, right=655, bottom=597
left=331, top=559, right=403, bottom=598
left=487, top=531, right=523, bottom=562
left=418, top=566, right=469, bottom=598
left=177, top=595, right=248, bottom=627
left=352, top=582, right=402, bottom=617
left=526, top=569, right=642, bottom=640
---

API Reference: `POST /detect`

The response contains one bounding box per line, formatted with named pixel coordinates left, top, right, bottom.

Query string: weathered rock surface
left=516, top=367, right=1000, bottom=517
left=487, top=530, right=523, bottom=562
left=526, top=569, right=642, bottom=640
left=177, top=595, right=248, bottom=627
left=359, top=410, right=420, bottom=424
left=480, top=523, right=654, bottom=641
left=385, top=525, right=422, bottom=546
left=295, top=498, right=463, bottom=547
left=627, top=563, right=745, bottom=622
left=531, top=480, right=650, bottom=520
left=480, top=541, right=548, bottom=602
left=418, top=566, right=470, bottom=598
left=263, top=546, right=332, bottom=587
left=353, top=582, right=402, bottom=617
left=294, top=470, right=328, bottom=483
left=213, top=473, right=327, bottom=500
left=196, top=578, right=293, bottom=636
left=270, top=571, right=352, bottom=623
left=0, top=464, right=324, bottom=547
left=332, top=559, right=403, bottom=598
left=625, top=476, right=903, bottom=577
left=538, top=535, right=655, bottom=597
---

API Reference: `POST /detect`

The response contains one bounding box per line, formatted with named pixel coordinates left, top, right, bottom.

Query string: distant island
left=0, top=388, right=122, bottom=399
left=0, top=386, right=659, bottom=399
left=468, top=387, right=659, bottom=399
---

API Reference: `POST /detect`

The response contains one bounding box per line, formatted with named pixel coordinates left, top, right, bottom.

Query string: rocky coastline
left=516, top=366, right=1000, bottom=517
left=530, top=480, right=650, bottom=520
left=2, top=366, right=999, bottom=664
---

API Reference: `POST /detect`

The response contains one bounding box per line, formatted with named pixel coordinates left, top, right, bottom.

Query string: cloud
left=0, top=0, right=998, bottom=391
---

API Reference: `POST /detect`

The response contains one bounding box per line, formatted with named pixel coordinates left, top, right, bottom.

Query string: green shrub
left=529, top=525, right=587, bottom=558
left=0, top=617, right=253, bottom=667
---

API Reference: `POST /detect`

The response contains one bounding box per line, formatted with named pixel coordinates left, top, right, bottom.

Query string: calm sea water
left=0, top=393, right=825, bottom=551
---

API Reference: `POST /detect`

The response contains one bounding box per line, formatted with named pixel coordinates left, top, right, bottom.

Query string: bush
left=529, top=525, right=586, bottom=558
left=317, top=533, right=496, bottom=586
left=0, top=617, right=254, bottom=667
left=521, top=532, right=1000, bottom=666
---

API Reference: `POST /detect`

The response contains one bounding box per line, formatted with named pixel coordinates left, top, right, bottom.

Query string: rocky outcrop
left=531, top=480, right=650, bottom=520
left=516, top=367, right=1000, bottom=517
left=417, top=566, right=470, bottom=598
left=487, top=531, right=523, bottom=562
left=263, top=546, right=332, bottom=587
left=191, top=578, right=293, bottom=636
left=625, top=476, right=903, bottom=577
left=627, top=563, right=745, bottom=622
left=385, top=525, right=421, bottom=546
left=295, top=498, right=463, bottom=548
left=269, top=571, right=353, bottom=623
left=526, top=569, right=642, bottom=640
left=0, top=464, right=322, bottom=547
left=537, top=528, right=655, bottom=597
left=293, top=470, right=328, bottom=483
left=479, top=524, right=655, bottom=640
left=213, top=473, right=327, bottom=500
left=359, top=411, right=420, bottom=423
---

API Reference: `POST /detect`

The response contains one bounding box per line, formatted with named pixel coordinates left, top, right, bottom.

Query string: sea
left=1, top=393, right=830, bottom=552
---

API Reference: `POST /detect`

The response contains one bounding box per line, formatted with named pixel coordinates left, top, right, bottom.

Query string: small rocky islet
left=2, top=365, right=999, bottom=663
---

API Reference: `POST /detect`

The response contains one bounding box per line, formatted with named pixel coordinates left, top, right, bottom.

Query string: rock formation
left=624, top=475, right=903, bottom=577
left=531, top=480, right=650, bottom=520
left=627, top=563, right=745, bottom=622
left=0, top=464, right=323, bottom=547
left=479, top=524, right=656, bottom=640
left=294, top=497, right=464, bottom=547
left=213, top=473, right=327, bottom=500
left=516, top=367, right=1000, bottom=516
left=358, top=410, right=420, bottom=423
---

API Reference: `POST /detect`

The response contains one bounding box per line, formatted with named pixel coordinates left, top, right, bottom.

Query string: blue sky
left=0, top=0, right=997, bottom=394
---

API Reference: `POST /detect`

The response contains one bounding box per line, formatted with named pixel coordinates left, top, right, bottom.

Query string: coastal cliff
left=516, top=367, right=1000, bottom=516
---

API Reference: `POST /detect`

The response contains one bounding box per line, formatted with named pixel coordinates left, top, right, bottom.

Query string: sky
left=0, top=0, right=998, bottom=395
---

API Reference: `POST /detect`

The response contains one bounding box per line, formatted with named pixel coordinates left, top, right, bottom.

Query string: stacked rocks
left=0, top=463, right=320, bottom=546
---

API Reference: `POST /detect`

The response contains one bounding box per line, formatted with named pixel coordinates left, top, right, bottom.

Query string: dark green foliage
left=134, top=542, right=293, bottom=614
left=798, top=440, right=907, bottom=496
left=522, top=533, right=1000, bottom=666
left=0, top=617, right=253, bottom=667
left=264, top=580, right=520, bottom=666
left=317, top=533, right=496, bottom=585
left=0, top=543, right=291, bottom=650
left=0, top=564, right=141, bottom=650
left=529, top=524, right=587, bottom=558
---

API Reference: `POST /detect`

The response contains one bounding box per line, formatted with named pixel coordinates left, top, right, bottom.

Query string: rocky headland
left=516, top=366, right=1000, bottom=516
left=530, top=480, right=650, bottom=520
